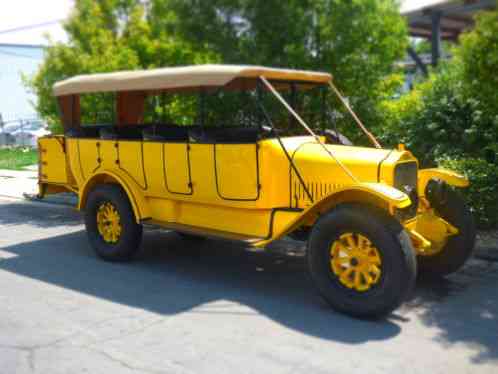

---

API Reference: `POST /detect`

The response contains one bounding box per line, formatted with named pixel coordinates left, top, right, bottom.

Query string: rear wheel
left=85, top=184, right=143, bottom=261
left=307, top=204, right=417, bottom=319
left=417, top=187, right=476, bottom=277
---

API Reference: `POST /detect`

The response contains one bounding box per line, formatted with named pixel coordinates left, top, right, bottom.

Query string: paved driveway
left=0, top=198, right=497, bottom=373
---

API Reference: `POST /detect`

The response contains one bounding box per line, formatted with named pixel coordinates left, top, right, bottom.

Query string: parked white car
left=0, top=119, right=50, bottom=147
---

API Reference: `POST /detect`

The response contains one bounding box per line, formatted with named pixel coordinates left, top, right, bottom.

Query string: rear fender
left=256, top=183, right=410, bottom=246
left=78, top=169, right=151, bottom=222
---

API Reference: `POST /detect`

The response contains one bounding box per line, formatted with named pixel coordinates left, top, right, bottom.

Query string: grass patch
left=0, top=147, right=38, bottom=170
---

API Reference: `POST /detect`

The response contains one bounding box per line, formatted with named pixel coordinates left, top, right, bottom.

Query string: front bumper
left=404, top=209, right=459, bottom=256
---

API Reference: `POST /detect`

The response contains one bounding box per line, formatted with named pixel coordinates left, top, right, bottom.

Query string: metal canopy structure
left=401, top=0, right=496, bottom=68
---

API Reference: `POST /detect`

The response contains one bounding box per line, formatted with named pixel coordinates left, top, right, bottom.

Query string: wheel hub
left=330, top=232, right=382, bottom=292
left=96, top=202, right=122, bottom=244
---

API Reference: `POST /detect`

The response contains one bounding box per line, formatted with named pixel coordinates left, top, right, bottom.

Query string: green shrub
left=381, top=65, right=498, bottom=227
left=439, top=157, right=498, bottom=229
left=380, top=63, right=497, bottom=166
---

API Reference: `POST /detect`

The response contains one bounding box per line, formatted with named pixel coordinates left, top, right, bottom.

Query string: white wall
left=0, top=45, right=43, bottom=121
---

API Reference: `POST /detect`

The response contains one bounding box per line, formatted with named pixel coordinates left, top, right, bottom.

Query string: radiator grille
left=291, top=179, right=344, bottom=208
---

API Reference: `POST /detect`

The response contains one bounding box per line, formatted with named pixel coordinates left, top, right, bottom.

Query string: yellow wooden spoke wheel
left=96, top=202, right=122, bottom=244
left=330, top=233, right=382, bottom=292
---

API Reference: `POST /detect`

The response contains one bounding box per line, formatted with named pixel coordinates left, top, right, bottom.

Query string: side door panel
left=214, top=144, right=259, bottom=201
left=78, top=139, right=100, bottom=179
left=163, top=143, right=192, bottom=195
left=117, top=141, right=147, bottom=189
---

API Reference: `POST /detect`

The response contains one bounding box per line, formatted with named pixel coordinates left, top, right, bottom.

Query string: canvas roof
left=53, top=64, right=332, bottom=97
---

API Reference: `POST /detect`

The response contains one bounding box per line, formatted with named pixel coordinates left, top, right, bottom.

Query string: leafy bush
left=380, top=63, right=497, bottom=166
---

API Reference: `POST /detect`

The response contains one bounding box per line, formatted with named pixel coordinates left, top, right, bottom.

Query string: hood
left=291, top=142, right=400, bottom=184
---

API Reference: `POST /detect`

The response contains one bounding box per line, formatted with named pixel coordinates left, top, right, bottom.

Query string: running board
left=142, top=219, right=266, bottom=245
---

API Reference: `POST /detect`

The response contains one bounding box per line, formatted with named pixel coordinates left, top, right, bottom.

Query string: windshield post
left=290, top=83, right=297, bottom=131
left=320, top=87, right=327, bottom=133
left=259, top=76, right=358, bottom=183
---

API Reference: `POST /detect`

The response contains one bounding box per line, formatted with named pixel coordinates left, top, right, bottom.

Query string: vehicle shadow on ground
left=407, top=261, right=498, bottom=363
left=0, top=202, right=82, bottom=228
left=1, top=207, right=497, bottom=359
left=0, top=228, right=402, bottom=344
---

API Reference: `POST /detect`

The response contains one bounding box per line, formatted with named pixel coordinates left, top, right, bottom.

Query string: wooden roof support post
left=116, top=91, right=146, bottom=126
left=57, top=95, right=80, bottom=132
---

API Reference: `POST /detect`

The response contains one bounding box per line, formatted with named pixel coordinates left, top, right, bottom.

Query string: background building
left=0, top=43, right=43, bottom=122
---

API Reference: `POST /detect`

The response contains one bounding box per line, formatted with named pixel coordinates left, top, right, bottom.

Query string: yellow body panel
left=38, top=134, right=468, bottom=253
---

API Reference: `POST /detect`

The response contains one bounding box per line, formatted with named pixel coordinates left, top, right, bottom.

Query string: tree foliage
left=160, top=0, right=407, bottom=135
left=458, top=10, right=498, bottom=117
left=28, top=0, right=407, bottom=134
left=29, top=0, right=218, bottom=131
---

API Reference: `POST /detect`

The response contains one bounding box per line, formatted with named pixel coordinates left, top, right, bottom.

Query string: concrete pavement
left=0, top=168, right=77, bottom=205
left=0, top=198, right=497, bottom=373
left=0, top=169, right=38, bottom=199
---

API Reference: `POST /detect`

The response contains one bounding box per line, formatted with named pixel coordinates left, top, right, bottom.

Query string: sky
left=0, top=0, right=445, bottom=46
left=0, top=0, right=73, bottom=45
left=400, top=0, right=450, bottom=14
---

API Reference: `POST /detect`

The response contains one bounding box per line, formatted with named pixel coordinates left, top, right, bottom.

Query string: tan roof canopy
left=53, top=64, right=332, bottom=97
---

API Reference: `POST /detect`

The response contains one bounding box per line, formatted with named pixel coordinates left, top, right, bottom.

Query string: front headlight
left=394, top=161, right=418, bottom=220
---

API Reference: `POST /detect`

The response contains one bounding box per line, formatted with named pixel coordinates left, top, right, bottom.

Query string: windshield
left=257, top=80, right=380, bottom=148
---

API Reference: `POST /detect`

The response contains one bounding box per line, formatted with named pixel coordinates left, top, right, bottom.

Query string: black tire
left=417, top=188, right=476, bottom=277
left=288, top=227, right=311, bottom=242
left=307, top=204, right=417, bottom=319
left=84, top=184, right=143, bottom=262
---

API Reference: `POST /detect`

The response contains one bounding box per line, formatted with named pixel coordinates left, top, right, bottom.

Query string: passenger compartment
left=189, top=126, right=261, bottom=144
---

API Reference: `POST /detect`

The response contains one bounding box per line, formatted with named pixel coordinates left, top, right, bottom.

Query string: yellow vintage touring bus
left=38, top=65, right=475, bottom=318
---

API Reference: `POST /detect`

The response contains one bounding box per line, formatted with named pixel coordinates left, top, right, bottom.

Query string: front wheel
left=307, top=204, right=417, bottom=319
left=85, top=184, right=143, bottom=261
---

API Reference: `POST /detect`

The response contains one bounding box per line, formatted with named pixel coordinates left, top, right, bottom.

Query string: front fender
left=418, top=168, right=469, bottom=197
left=78, top=169, right=151, bottom=222
left=255, top=183, right=410, bottom=247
